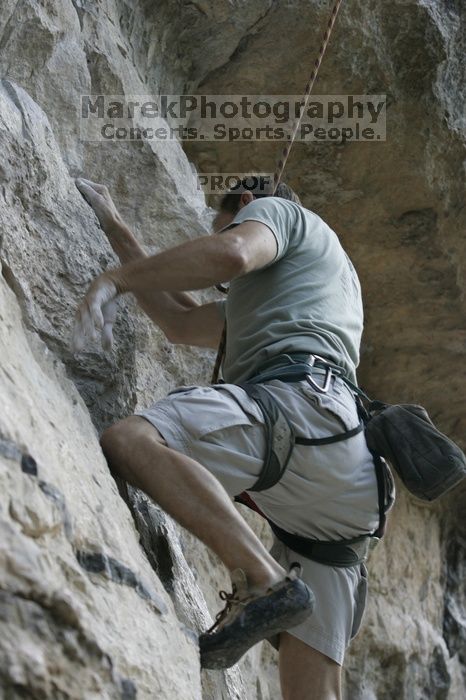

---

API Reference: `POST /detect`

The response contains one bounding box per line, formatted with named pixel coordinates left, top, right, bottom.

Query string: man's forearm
left=106, top=221, right=199, bottom=337
left=109, top=230, right=243, bottom=296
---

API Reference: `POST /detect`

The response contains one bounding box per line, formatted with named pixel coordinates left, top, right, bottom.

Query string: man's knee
left=100, top=417, right=143, bottom=476
left=100, top=419, right=126, bottom=457
left=100, top=416, right=166, bottom=479
left=100, top=419, right=132, bottom=478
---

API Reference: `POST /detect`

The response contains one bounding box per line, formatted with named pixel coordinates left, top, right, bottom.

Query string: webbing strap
left=211, top=324, right=227, bottom=385
left=268, top=521, right=370, bottom=568
left=295, top=421, right=364, bottom=446
left=234, top=493, right=371, bottom=568
left=370, top=451, right=394, bottom=539
left=238, top=382, right=295, bottom=492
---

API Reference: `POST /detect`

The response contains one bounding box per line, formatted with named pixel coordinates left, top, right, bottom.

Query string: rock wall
left=0, top=1, right=464, bottom=699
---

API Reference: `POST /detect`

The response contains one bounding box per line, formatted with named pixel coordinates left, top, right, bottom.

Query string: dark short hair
left=219, top=176, right=301, bottom=214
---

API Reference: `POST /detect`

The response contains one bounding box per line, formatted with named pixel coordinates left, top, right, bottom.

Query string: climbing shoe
left=199, top=563, right=314, bottom=669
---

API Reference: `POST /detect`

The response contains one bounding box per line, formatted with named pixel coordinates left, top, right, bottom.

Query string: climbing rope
left=272, top=0, right=344, bottom=193
left=211, top=0, right=344, bottom=383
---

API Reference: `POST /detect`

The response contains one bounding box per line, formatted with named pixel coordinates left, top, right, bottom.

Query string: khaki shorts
left=136, top=372, right=378, bottom=665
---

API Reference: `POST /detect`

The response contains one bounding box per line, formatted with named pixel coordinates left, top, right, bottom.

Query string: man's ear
left=239, top=191, right=255, bottom=209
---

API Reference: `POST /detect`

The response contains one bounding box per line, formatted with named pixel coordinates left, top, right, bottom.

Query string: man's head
left=212, top=177, right=301, bottom=233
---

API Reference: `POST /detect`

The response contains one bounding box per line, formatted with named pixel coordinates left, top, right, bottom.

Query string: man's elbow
left=165, top=323, right=187, bottom=345
left=165, top=330, right=180, bottom=344
left=223, top=235, right=274, bottom=276
left=161, top=311, right=188, bottom=345
left=224, top=240, right=249, bottom=277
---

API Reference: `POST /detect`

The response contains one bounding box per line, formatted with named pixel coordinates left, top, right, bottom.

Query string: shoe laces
left=205, top=583, right=249, bottom=635
left=204, top=564, right=303, bottom=635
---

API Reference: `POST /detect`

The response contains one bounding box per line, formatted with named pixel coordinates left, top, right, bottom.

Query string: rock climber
left=73, top=176, right=381, bottom=700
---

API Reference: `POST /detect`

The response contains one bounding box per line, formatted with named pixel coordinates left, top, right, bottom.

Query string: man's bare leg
left=279, top=633, right=342, bottom=700
left=101, top=416, right=287, bottom=592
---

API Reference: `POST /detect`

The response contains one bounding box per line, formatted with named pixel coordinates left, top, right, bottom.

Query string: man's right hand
left=76, top=178, right=122, bottom=233
left=72, top=272, right=120, bottom=353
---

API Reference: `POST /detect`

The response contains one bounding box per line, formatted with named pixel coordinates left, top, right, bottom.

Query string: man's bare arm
left=108, top=218, right=277, bottom=347
left=102, top=220, right=228, bottom=347
left=73, top=186, right=278, bottom=351
left=103, top=218, right=207, bottom=341
left=168, top=301, right=224, bottom=348
left=110, top=219, right=278, bottom=295
left=76, top=179, right=201, bottom=342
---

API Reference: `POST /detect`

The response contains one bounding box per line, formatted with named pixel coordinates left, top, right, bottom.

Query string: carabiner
left=306, top=365, right=332, bottom=394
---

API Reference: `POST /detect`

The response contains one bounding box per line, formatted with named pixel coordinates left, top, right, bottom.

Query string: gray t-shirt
left=216, top=197, right=364, bottom=385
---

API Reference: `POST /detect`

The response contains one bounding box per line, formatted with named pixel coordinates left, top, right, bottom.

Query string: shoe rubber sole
left=199, top=577, right=315, bottom=669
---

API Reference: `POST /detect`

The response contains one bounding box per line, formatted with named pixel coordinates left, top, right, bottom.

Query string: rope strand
left=211, top=324, right=226, bottom=384
left=273, top=0, right=344, bottom=193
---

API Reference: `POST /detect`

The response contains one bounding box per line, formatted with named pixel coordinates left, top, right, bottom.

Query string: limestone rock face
left=0, top=1, right=464, bottom=699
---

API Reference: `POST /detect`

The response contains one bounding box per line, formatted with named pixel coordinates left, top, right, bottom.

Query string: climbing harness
left=234, top=353, right=395, bottom=568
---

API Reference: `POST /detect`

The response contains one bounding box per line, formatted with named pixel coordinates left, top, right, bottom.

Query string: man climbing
left=73, top=176, right=380, bottom=700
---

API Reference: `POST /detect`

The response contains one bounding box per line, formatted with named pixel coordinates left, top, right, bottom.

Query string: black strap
left=234, top=493, right=371, bottom=567
left=268, top=521, right=371, bottom=567
left=295, top=421, right=364, bottom=446
left=356, top=395, right=394, bottom=539
left=237, top=382, right=295, bottom=492
left=370, top=450, right=395, bottom=539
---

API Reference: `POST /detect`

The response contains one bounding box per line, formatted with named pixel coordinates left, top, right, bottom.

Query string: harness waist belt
left=246, top=352, right=366, bottom=399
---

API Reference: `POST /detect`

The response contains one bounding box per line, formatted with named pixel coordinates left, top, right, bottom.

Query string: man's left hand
left=76, top=178, right=122, bottom=233
left=72, top=274, right=119, bottom=353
